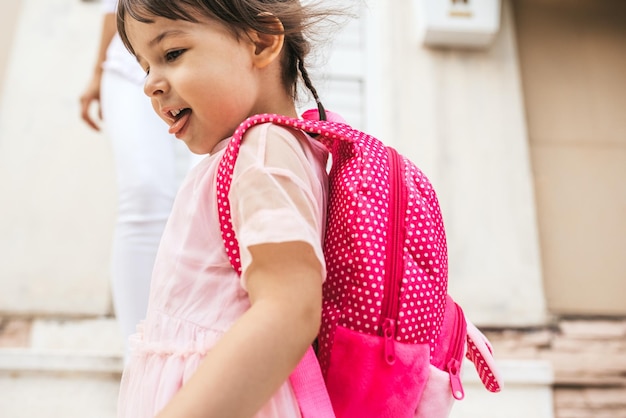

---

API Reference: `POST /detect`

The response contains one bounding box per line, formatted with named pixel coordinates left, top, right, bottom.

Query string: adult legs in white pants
left=100, top=70, right=199, bottom=358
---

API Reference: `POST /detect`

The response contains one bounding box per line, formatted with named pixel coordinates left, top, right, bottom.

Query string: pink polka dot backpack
left=217, top=107, right=503, bottom=418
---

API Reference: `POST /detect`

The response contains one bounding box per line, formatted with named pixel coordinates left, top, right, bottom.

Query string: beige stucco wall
left=0, top=0, right=548, bottom=327
left=374, top=0, right=546, bottom=326
left=513, top=0, right=626, bottom=315
left=0, top=0, right=116, bottom=316
left=0, top=1, right=22, bottom=98
left=0, top=1, right=555, bottom=416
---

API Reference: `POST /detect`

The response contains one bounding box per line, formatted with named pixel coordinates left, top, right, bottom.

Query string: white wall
left=302, top=0, right=546, bottom=326
left=378, top=0, right=547, bottom=326
left=0, top=1, right=23, bottom=100
left=0, top=0, right=116, bottom=316
left=0, top=0, right=547, bottom=328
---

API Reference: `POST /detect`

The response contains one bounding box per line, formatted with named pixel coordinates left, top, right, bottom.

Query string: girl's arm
left=156, top=240, right=323, bottom=418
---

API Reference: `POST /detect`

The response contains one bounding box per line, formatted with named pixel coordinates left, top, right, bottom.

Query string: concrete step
left=452, top=359, right=554, bottom=418
left=0, top=350, right=121, bottom=418
left=0, top=317, right=555, bottom=418
left=0, top=317, right=123, bottom=418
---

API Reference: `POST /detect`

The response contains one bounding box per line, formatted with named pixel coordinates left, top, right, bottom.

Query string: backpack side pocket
left=416, top=296, right=468, bottom=417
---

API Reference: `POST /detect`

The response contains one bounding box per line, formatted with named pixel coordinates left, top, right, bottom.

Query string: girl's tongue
left=168, top=108, right=191, bottom=135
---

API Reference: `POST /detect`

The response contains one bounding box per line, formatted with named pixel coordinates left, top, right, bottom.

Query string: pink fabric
left=289, top=348, right=336, bottom=418
left=325, top=326, right=431, bottom=418
left=414, top=365, right=456, bottom=418
left=466, top=321, right=504, bottom=392
left=216, top=112, right=502, bottom=418
left=117, top=124, right=328, bottom=418
left=301, top=108, right=347, bottom=124
left=431, top=296, right=464, bottom=370
left=311, top=121, right=448, bottom=375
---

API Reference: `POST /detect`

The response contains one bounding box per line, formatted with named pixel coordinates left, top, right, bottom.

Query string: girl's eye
left=165, top=49, right=184, bottom=62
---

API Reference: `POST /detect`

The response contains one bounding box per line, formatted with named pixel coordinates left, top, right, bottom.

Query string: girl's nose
left=144, top=71, right=167, bottom=97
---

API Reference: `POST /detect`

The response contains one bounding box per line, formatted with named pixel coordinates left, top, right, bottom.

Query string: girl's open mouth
left=168, top=108, right=191, bottom=136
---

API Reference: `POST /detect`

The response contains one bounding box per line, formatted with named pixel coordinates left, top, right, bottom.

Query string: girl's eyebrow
left=149, top=30, right=186, bottom=47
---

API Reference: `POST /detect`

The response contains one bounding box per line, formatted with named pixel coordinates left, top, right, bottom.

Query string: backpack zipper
left=380, top=147, right=407, bottom=365
left=380, top=148, right=467, bottom=402
left=446, top=302, right=467, bottom=400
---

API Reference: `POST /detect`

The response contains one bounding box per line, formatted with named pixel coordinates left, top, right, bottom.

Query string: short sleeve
left=230, top=123, right=328, bottom=289
left=102, top=0, right=117, bottom=14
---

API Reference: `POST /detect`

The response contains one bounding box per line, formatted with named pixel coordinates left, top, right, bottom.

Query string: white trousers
left=101, top=70, right=202, bottom=357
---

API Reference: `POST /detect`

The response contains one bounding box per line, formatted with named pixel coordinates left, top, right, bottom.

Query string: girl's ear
left=248, top=17, right=284, bottom=69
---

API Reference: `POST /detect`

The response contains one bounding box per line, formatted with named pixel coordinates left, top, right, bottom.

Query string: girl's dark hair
left=117, top=0, right=341, bottom=116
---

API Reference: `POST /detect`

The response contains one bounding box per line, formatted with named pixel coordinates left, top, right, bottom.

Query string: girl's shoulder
left=239, top=122, right=328, bottom=173
left=242, top=122, right=306, bottom=151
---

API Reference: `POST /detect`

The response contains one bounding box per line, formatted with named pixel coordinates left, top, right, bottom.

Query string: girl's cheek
left=151, top=100, right=160, bottom=114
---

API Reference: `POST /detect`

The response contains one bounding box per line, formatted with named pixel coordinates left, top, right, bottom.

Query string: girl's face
left=125, top=13, right=288, bottom=154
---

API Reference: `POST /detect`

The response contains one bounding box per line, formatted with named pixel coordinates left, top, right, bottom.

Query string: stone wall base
left=484, top=318, right=626, bottom=418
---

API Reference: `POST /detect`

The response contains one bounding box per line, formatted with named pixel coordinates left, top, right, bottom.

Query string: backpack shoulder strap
left=215, top=113, right=338, bottom=418
left=216, top=113, right=361, bottom=274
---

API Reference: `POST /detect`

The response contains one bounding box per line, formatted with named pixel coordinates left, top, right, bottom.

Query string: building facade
left=0, top=0, right=624, bottom=417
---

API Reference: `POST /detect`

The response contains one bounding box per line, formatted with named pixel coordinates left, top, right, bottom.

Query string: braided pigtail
left=298, top=58, right=326, bottom=121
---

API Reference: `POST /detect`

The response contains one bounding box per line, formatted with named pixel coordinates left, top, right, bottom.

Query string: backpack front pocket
left=324, top=325, right=431, bottom=418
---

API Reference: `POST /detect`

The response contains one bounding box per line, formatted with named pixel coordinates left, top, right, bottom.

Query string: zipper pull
left=447, top=358, right=465, bottom=400
left=383, top=318, right=396, bottom=365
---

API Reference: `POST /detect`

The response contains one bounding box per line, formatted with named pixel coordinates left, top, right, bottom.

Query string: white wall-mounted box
left=415, top=0, right=502, bottom=49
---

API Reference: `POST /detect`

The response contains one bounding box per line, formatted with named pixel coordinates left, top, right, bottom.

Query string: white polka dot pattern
left=217, top=113, right=502, bottom=395
left=465, top=323, right=503, bottom=393
left=466, top=337, right=501, bottom=392
left=216, top=112, right=449, bottom=367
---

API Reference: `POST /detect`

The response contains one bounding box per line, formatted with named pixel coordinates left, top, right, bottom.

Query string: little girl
left=115, top=0, right=337, bottom=417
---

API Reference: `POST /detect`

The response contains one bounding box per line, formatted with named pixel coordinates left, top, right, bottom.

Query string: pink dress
left=117, top=123, right=329, bottom=418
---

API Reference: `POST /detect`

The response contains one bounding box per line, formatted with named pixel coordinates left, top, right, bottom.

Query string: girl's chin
left=184, top=137, right=220, bottom=155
